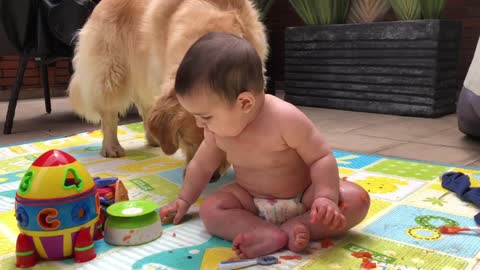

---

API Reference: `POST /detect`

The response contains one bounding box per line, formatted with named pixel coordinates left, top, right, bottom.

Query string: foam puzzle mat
left=1, top=122, right=480, bottom=270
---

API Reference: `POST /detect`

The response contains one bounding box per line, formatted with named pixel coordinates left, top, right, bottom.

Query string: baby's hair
left=175, top=32, right=264, bottom=103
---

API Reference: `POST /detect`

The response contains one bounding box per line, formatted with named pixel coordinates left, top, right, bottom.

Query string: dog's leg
left=100, top=112, right=125, bottom=157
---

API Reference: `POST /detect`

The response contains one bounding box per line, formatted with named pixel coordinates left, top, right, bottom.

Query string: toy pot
left=104, top=200, right=162, bottom=246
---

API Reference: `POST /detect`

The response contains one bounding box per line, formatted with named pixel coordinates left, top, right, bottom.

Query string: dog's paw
left=101, top=143, right=126, bottom=158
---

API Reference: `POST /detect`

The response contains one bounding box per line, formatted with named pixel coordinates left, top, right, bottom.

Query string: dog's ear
left=146, top=94, right=183, bottom=155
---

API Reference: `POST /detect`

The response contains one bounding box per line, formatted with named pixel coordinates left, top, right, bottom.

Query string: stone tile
left=298, top=106, right=404, bottom=124
left=0, top=130, right=54, bottom=147
left=466, top=159, right=480, bottom=168
left=314, top=118, right=374, bottom=133
left=299, top=107, right=364, bottom=122
left=376, top=143, right=480, bottom=166
left=0, top=97, right=141, bottom=146
left=352, top=116, right=457, bottom=141
left=417, top=127, right=480, bottom=150
left=322, top=132, right=405, bottom=154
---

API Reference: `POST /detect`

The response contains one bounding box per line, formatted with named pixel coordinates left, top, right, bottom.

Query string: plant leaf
left=348, top=0, right=391, bottom=23
left=389, top=0, right=421, bottom=20
left=289, top=0, right=350, bottom=25
left=419, top=0, right=446, bottom=19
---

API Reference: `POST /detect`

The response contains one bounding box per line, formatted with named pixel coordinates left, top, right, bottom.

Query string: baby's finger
left=312, top=206, right=326, bottom=224
left=310, top=207, right=318, bottom=223
left=330, top=213, right=340, bottom=230
left=337, top=214, right=347, bottom=230
left=159, top=204, right=174, bottom=217
left=161, top=213, right=175, bottom=224
left=330, top=212, right=343, bottom=230
left=173, top=204, right=188, bottom=224
left=322, top=207, right=334, bottom=226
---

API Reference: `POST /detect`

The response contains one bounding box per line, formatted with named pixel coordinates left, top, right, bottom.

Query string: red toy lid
left=32, top=150, right=77, bottom=167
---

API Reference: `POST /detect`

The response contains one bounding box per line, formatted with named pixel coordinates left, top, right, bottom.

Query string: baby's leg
left=281, top=180, right=370, bottom=252
left=199, top=183, right=288, bottom=258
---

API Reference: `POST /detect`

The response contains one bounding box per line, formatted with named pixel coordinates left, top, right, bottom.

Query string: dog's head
left=146, top=93, right=204, bottom=157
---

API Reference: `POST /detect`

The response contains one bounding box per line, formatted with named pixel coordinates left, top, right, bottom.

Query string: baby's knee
left=199, top=193, right=239, bottom=224
left=199, top=196, right=218, bottom=222
left=341, top=181, right=370, bottom=203
left=340, top=181, right=370, bottom=224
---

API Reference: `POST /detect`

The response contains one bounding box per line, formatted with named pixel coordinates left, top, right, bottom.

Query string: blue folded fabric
left=441, top=172, right=480, bottom=225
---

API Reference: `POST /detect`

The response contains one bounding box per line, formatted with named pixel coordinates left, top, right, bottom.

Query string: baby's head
left=175, top=32, right=264, bottom=137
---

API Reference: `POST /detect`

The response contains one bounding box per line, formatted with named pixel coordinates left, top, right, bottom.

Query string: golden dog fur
left=68, top=0, right=268, bottom=175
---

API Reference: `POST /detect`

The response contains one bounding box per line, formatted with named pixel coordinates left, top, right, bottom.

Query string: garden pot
left=284, top=19, right=462, bottom=117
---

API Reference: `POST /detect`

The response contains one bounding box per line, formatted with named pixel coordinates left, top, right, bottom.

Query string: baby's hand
left=159, top=198, right=190, bottom=225
left=310, top=197, right=346, bottom=230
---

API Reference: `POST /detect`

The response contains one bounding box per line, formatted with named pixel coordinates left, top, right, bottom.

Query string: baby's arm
left=280, top=105, right=344, bottom=229
left=160, top=130, right=225, bottom=224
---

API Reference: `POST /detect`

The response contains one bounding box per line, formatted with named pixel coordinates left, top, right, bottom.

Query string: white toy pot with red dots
left=104, top=200, right=162, bottom=246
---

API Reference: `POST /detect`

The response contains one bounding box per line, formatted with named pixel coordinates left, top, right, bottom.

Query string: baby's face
left=177, top=91, right=250, bottom=137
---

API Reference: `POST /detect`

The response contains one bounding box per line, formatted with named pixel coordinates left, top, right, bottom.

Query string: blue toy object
left=94, top=177, right=119, bottom=188
left=441, top=172, right=480, bottom=224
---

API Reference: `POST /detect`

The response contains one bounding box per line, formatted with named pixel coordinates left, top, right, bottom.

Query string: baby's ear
left=146, top=94, right=181, bottom=155
left=237, top=92, right=255, bottom=112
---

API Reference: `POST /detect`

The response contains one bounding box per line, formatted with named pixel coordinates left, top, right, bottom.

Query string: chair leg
left=40, top=58, right=51, bottom=114
left=3, top=55, right=29, bottom=135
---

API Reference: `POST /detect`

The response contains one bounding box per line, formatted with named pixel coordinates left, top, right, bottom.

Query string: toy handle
left=218, top=258, right=257, bottom=270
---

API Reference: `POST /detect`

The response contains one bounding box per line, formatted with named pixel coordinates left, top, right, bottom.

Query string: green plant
left=419, top=0, right=446, bottom=19
left=289, top=0, right=351, bottom=25
left=389, top=0, right=421, bottom=20
left=347, top=0, right=391, bottom=23
left=252, top=0, right=275, bottom=20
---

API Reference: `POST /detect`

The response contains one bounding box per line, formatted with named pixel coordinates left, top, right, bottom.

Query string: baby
left=160, top=32, right=370, bottom=259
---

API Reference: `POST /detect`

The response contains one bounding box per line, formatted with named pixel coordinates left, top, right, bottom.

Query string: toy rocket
left=14, top=149, right=101, bottom=267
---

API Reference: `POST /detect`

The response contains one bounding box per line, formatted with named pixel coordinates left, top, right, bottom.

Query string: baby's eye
left=201, top=116, right=212, bottom=120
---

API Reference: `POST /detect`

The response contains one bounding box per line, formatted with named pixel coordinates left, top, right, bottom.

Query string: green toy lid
left=107, top=200, right=158, bottom=217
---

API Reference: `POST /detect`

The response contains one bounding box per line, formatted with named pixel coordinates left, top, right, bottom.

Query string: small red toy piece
left=74, top=228, right=96, bottom=263
left=15, top=233, right=37, bottom=268
left=321, top=239, right=334, bottom=248
left=351, top=251, right=372, bottom=258
left=361, top=257, right=377, bottom=269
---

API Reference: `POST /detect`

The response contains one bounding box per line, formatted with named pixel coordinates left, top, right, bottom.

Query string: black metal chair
left=1, top=0, right=97, bottom=134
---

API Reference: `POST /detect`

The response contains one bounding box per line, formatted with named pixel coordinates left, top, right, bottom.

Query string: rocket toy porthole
left=16, top=207, right=29, bottom=227
left=37, top=208, right=61, bottom=230
left=72, top=203, right=89, bottom=223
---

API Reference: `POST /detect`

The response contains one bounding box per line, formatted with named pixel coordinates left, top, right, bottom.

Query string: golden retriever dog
left=68, top=0, right=268, bottom=176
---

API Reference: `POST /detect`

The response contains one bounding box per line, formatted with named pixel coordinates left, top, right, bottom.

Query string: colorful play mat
left=1, top=122, right=480, bottom=270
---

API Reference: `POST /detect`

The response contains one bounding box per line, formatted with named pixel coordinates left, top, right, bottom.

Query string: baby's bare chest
left=215, top=132, right=297, bottom=168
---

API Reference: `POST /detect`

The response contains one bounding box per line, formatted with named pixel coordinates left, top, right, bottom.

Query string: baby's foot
left=282, top=223, right=310, bottom=252
left=232, top=229, right=287, bottom=259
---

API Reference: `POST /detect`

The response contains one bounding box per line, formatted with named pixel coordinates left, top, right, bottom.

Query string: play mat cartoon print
left=0, top=122, right=480, bottom=269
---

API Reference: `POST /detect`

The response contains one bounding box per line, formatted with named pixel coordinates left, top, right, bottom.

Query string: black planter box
left=284, top=19, right=463, bottom=117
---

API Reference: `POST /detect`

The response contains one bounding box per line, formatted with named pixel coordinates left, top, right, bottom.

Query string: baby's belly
left=235, top=165, right=310, bottom=199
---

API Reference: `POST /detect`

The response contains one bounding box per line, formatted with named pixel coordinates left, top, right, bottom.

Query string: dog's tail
left=211, top=0, right=251, bottom=9
left=208, top=0, right=268, bottom=63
